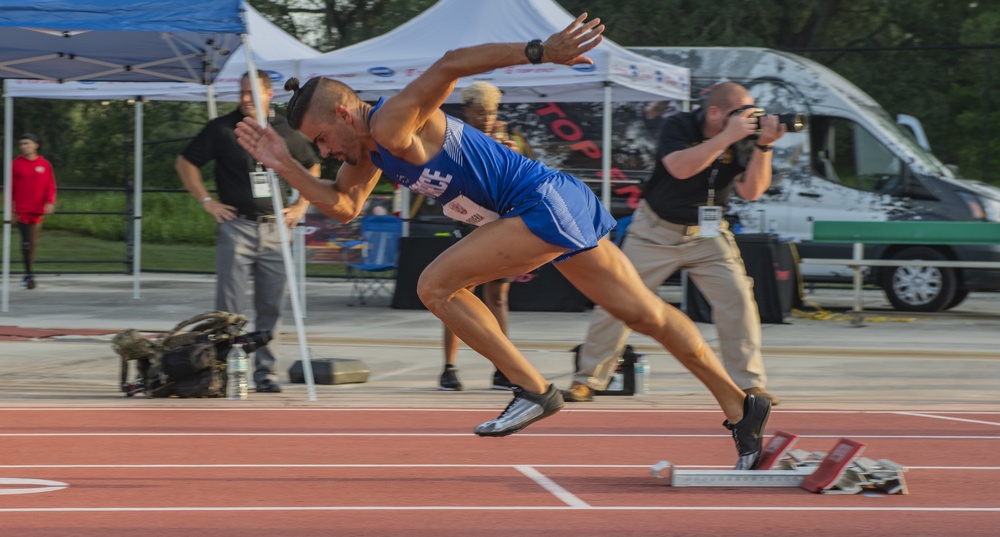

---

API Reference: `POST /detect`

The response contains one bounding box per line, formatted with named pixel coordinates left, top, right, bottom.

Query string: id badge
left=250, top=171, right=272, bottom=199
left=698, top=206, right=722, bottom=238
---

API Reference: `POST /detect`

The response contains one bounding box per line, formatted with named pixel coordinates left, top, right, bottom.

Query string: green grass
left=7, top=190, right=362, bottom=276
left=22, top=229, right=349, bottom=277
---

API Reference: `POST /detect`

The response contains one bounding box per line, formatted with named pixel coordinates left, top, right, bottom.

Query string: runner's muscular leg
left=556, top=238, right=746, bottom=422
left=417, top=217, right=564, bottom=394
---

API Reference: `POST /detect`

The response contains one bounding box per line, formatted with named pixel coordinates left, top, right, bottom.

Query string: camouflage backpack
left=113, top=311, right=247, bottom=398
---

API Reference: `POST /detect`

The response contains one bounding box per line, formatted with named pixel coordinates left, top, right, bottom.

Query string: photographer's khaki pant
left=574, top=200, right=767, bottom=391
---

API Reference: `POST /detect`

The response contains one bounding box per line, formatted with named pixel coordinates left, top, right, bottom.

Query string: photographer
left=564, top=81, right=785, bottom=405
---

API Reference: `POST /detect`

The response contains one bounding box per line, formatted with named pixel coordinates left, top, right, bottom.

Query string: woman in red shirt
left=11, top=133, right=57, bottom=289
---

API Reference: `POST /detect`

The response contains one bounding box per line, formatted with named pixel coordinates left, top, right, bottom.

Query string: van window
left=827, top=118, right=903, bottom=194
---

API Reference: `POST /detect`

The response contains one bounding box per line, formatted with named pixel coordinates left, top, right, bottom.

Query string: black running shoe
left=723, top=394, right=772, bottom=470
left=491, top=369, right=513, bottom=390
left=439, top=365, right=463, bottom=391
left=474, top=384, right=564, bottom=437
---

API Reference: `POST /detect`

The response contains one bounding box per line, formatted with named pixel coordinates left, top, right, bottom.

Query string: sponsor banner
left=608, top=52, right=690, bottom=101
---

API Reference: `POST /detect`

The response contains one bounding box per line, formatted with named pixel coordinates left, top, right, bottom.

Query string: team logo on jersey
left=35, top=166, right=45, bottom=173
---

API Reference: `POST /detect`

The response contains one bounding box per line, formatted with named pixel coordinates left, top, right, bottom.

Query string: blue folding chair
left=347, top=215, right=403, bottom=306
left=615, top=215, right=632, bottom=246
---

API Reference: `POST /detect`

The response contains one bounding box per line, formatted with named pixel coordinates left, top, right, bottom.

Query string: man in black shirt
left=176, top=71, right=320, bottom=393
left=565, top=82, right=785, bottom=405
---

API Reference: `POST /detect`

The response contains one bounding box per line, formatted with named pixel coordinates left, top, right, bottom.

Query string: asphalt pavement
left=1, top=273, right=997, bottom=411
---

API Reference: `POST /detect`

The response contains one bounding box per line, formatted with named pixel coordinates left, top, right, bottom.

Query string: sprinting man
left=235, top=14, right=770, bottom=468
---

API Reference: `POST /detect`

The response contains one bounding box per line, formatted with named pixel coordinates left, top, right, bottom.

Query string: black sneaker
left=439, top=365, right=463, bottom=391
left=491, top=369, right=513, bottom=390
left=255, top=379, right=282, bottom=393
left=723, top=394, right=772, bottom=470
left=474, top=384, right=563, bottom=437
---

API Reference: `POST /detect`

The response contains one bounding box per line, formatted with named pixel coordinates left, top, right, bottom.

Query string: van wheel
left=944, top=288, right=970, bottom=310
left=881, top=247, right=957, bottom=312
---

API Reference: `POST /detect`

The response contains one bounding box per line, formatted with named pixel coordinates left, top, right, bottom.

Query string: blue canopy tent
left=0, top=0, right=317, bottom=398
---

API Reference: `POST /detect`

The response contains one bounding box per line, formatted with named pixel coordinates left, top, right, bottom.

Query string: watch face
left=525, top=41, right=543, bottom=64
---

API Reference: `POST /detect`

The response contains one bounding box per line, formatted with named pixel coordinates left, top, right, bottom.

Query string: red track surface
left=1, top=407, right=998, bottom=536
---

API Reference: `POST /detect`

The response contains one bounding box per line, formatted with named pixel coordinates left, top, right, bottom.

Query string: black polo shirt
left=642, top=109, right=747, bottom=225
left=182, top=109, right=318, bottom=217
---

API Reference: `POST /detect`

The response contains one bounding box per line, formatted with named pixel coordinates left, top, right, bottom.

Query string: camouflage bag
left=113, top=311, right=248, bottom=398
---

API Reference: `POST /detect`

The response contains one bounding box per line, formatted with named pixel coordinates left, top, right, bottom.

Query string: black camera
left=232, top=330, right=272, bottom=354
left=732, top=105, right=806, bottom=138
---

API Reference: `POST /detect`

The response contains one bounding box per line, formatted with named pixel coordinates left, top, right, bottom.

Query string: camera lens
left=777, top=113, right=806, bottom=133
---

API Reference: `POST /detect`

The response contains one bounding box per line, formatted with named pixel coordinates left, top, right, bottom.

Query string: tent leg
left=133, top=99, right=144, bottom=299
left=601, top=83, right=613, bottom=209
left=2, top=95, right=13, bottom=313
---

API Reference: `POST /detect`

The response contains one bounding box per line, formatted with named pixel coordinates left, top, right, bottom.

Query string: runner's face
left=300, top=114, right=359, bottom=166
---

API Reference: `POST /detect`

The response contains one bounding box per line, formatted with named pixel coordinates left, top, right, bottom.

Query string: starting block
left=651, top=431, right=908, bottom=495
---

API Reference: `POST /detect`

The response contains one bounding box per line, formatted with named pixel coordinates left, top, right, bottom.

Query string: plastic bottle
left=226, top=344, right=249, bottom=400
left=633, top=354, right=650, bottom=396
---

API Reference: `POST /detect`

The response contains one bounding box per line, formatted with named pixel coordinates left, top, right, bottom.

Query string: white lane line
left=2, top=407, right=999, bottom=414
left=894, top=412, right=1000, bottom=427
left=0, top=506, right=997, bottom=513
left=1, top=433, right=998, bottom=439
left=0, top=463, right=994, bottom=470
left=514, top=465, right=590, bottom=508
left=0, top=478, right=68, bottom=496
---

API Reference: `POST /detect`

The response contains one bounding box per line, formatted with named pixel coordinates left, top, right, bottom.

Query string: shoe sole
left=475, top=405, right=562, bottom=437
left=490, top=385, right=513, bottom=391
left=438, top=386, right=463, bottom=391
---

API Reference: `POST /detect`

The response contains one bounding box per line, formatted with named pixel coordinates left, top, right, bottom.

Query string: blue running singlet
left=369, top=98, right=616, bottom=260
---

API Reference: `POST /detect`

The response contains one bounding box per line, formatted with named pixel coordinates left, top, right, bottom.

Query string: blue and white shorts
left=508, top=172, right=617, bottom=262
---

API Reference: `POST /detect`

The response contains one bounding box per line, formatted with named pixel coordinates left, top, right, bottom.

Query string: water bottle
left=226, top=345, right=249, bottom=400
left=633, top=354, right=650, bottom=396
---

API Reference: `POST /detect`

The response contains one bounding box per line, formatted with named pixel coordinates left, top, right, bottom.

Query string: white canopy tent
left=3, top=4, right=319, bottom=303
left=3, top=5, right=316, bottom=107
left=295, top=0, right=691, bottom=214
left=0, top=0, right=318, bottom=399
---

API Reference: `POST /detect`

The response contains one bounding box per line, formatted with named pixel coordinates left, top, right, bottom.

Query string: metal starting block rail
left=651, top=431, right=908, bottom=495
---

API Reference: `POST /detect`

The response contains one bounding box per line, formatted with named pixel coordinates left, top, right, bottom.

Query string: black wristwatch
left=755, top=144, right=774, bottom=152
left=525, top=39, right=544, bottom=64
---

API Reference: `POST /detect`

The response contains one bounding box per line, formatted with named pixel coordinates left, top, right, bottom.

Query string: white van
left=629, top=47, right=1000, bottom=312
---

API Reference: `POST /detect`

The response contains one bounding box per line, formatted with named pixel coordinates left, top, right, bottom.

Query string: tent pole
left=242, top=33, right=317, bottom=402
left=206, top=84, right=219, bottom=120
left=2, top=95, right=12, bottom=312
left=132, top=98, right=143, bottom=299
left=601, top=83, right=613, bottom=209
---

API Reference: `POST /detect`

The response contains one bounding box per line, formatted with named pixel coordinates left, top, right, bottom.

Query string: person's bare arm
left=663, top=108, right=757, bottom=180
left=734, top=115, right=785, bottom=200
left=372, top=13, right=604, bottom=161
left=176, top=155, right=237, bottom=223
left=282, top=163, right=321, bottom=227
left=235, top=121, right=382, bottom=223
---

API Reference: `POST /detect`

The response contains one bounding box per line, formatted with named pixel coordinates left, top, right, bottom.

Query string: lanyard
left=706, top=154, right=723, bottom=207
